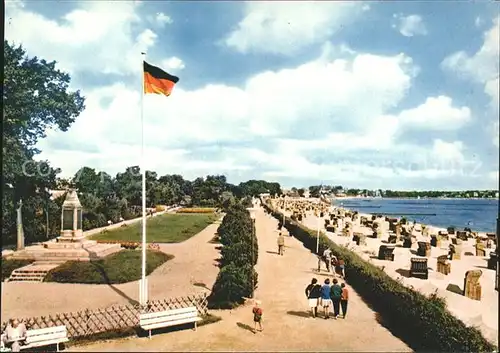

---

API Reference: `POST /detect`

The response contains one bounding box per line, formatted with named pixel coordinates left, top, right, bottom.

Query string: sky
left=4, top=0, right=500, bottom=190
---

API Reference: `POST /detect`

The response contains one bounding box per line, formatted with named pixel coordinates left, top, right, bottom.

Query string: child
left=252, top=300, right=263, bottom=333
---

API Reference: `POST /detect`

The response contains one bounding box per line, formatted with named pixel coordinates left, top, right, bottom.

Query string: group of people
left=305, top=278, right=349, bottom=319
left=318, top=248, right=345, bottom=278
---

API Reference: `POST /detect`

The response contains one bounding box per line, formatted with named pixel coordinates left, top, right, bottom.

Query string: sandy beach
left=273, top=197, right=498, bottom=346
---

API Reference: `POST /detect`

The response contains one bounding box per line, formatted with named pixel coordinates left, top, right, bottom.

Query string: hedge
left=208, top=204, right=259, bottom=309
left=262, top=200, right=496, bottom=353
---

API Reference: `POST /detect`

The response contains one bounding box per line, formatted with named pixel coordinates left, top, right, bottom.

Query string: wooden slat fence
left=1, top=294, right=208, bottom=339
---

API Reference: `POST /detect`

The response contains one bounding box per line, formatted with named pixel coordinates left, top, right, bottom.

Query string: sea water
left=333, top=198, right=499, bottom=233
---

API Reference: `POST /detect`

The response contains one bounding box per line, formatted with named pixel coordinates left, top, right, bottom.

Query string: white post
left=282, top=196, right=286, bottom=227
left=316, top=185, right=323, bottom=254
left=140, top=52, right=147, bottom=306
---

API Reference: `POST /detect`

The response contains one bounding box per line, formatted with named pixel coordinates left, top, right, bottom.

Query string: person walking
left=340, top=283, right=349, bottom=318
left=330, top=279, right=342, bottom=319
left=337, top=257, right=345, bottom=278
left=322, top=248, right=332, bottom=272
left=320, top=278, right=332, bottom=319
left=305, top=278, right=321, bottom=318
left=252, top=300, right=263, bottom=333
left=277, top=232, right=285, bottom=256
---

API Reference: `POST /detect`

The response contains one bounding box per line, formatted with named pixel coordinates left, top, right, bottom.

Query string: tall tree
left=3, top=41, right=85, bottom=244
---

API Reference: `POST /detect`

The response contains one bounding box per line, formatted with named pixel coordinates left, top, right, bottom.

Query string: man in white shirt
left=322, top=248, right=332, bottom=272
left=3, top=319, right=27, bottom=352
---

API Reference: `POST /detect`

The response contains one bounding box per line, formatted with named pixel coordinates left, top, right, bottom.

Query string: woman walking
left=320, top=278, right=332, bottom=319
left=340, top=283, right=349, bottom=318
left=305, top=278, right=321, bottom=318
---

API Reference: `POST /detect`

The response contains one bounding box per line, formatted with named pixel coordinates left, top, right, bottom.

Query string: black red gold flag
left=143, top=61, right=179, bottom=96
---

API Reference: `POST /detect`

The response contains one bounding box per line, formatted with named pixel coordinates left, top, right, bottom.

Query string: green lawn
left=90, top=213, right=216, bottom=243
left=44, top=250, right=173, bottom=284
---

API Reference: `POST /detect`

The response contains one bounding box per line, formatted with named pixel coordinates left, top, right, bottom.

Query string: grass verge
left=90, top=213, right=216, bottom=243
left=262, top=200, right=496, bottom=353
left=44, top=250, right=173, bottom=284
left=2, top=259, right=35, bottom=281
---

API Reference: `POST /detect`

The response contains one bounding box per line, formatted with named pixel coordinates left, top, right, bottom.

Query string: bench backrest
left=140, top=306, right=198, bottom=326
left=26, top=326, right=67, bottom=345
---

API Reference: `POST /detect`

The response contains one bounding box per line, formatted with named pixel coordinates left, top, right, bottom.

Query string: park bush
left=44, top=250, right=173, bottom=284
left=262, top=200, right=496, bottom=353
left=208, top=204, right=259, bottom=309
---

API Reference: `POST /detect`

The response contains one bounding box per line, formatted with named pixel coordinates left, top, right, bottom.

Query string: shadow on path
left=236, top=322, right=254, bottom=333
left=287, top=310, right=311, bottom=318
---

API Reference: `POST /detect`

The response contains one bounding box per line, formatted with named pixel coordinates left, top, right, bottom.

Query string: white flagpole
left=140, top=52, right=147, bottom=306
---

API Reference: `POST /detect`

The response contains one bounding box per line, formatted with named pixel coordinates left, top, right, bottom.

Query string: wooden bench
left=1, top=326, right=68, bottom=352
left=378, top=245, right=395, bottom=261
left=410, top=258, right=428, bottom=279
left=139, top=307, right=201, bottom=339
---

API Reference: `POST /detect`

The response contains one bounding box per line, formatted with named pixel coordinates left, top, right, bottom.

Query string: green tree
left=3, top=41, right=85, bottom=245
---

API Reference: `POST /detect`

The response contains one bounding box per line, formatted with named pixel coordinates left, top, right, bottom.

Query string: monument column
left=16, top=199, right=25, bottom=251
left=58, top=189, right=84, bottom=243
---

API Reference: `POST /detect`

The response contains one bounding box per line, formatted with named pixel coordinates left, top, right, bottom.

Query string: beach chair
left=410, top=258, right=428, bottom=279
left=447, top=227, right=455, bottom=235
left=463, top=270, right=482, bottom=301
left=456, top=231, right=468, bottom=241
left=387, top=232, right=397, bottom=244
left=353, top=232, right=367, bottom=246
left=486, top=233, right=497, bottom=245
left=475, top=243, right=486, bottom=257
left=402, top=236, right=414, bottom=248
left=487, top=252, right=498, bottom=270
left=437, top=255, right=450, bottom=275
left=326, top=225, right=335, bottom=233
left=451, top=238, right=463, bottom=246
left=378, top=245, right=395, bottom=261
left=417, top=242, right=431, bottom=257
left=449, top=244, right=461, bottom=260
left=430, top=234, right=441, bottom=247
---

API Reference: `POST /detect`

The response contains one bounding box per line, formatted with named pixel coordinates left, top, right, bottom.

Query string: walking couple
left=305, top=278, right=348, bottom=319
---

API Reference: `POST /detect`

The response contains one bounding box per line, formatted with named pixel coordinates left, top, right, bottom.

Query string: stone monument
left=58, top=190, right=84, bottom=243
left=16, top=199, right=25, bottom=251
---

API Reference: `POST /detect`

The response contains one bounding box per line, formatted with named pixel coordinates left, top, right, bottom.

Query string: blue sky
left=5, top=0, right=499, bottom=190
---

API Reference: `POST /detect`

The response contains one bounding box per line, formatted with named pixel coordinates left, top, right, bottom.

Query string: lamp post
left=316, top=184, right=324, bottom=254
left=282, top=195, right=286, bottom=230
left=496, top=217, right=499, bottom=291
left=247, top=207, right=258, bottom=298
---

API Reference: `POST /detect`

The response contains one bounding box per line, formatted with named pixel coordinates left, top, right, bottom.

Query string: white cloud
left=161, top=56, right=185, bottom=71
left=396, top=96, right=471, bottom=131
left=442, top=18, right=499, bottom=108
left=6, top=1, right=494, bottom=189
left=155, top=12, right=172, bottom=26
left=393, top=14, right=428, bottom=37
left=475, top=16, right=483, bottom=28
left=5, top=1, right=154, bottom=76
left=224, top=2, right=363, bottom=55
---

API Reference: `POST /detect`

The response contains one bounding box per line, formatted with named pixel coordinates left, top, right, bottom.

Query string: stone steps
left=8, top=264, right=59, bottom=282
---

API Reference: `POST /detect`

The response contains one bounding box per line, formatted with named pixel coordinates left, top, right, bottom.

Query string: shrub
left=262, top=201, right=496, bottom=353
left=207, top=264, right=258, bottom=309
left=2, top=259, right=35, bottom=281
left=208, top=203, right=259, bottom=309
left=44, top=250, right=173, bottom=284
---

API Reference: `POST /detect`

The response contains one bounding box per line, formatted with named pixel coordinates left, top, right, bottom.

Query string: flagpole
left=140, top=52, right=147, bottom=307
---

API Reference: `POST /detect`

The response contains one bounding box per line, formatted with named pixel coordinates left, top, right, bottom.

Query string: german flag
left=143, top=61, right=179, bottom=96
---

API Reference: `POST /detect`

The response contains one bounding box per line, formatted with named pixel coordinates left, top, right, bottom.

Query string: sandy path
left=71, top=208, right=410, bottom=352
left=1, top=222, right=220, bottom=320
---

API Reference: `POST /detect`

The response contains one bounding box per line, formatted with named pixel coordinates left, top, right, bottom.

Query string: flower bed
left=177, top=208, right=216, bottom=214
left=95, top=240, right=139, bottom=249
left=262, top=200, right=496, bottom=353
